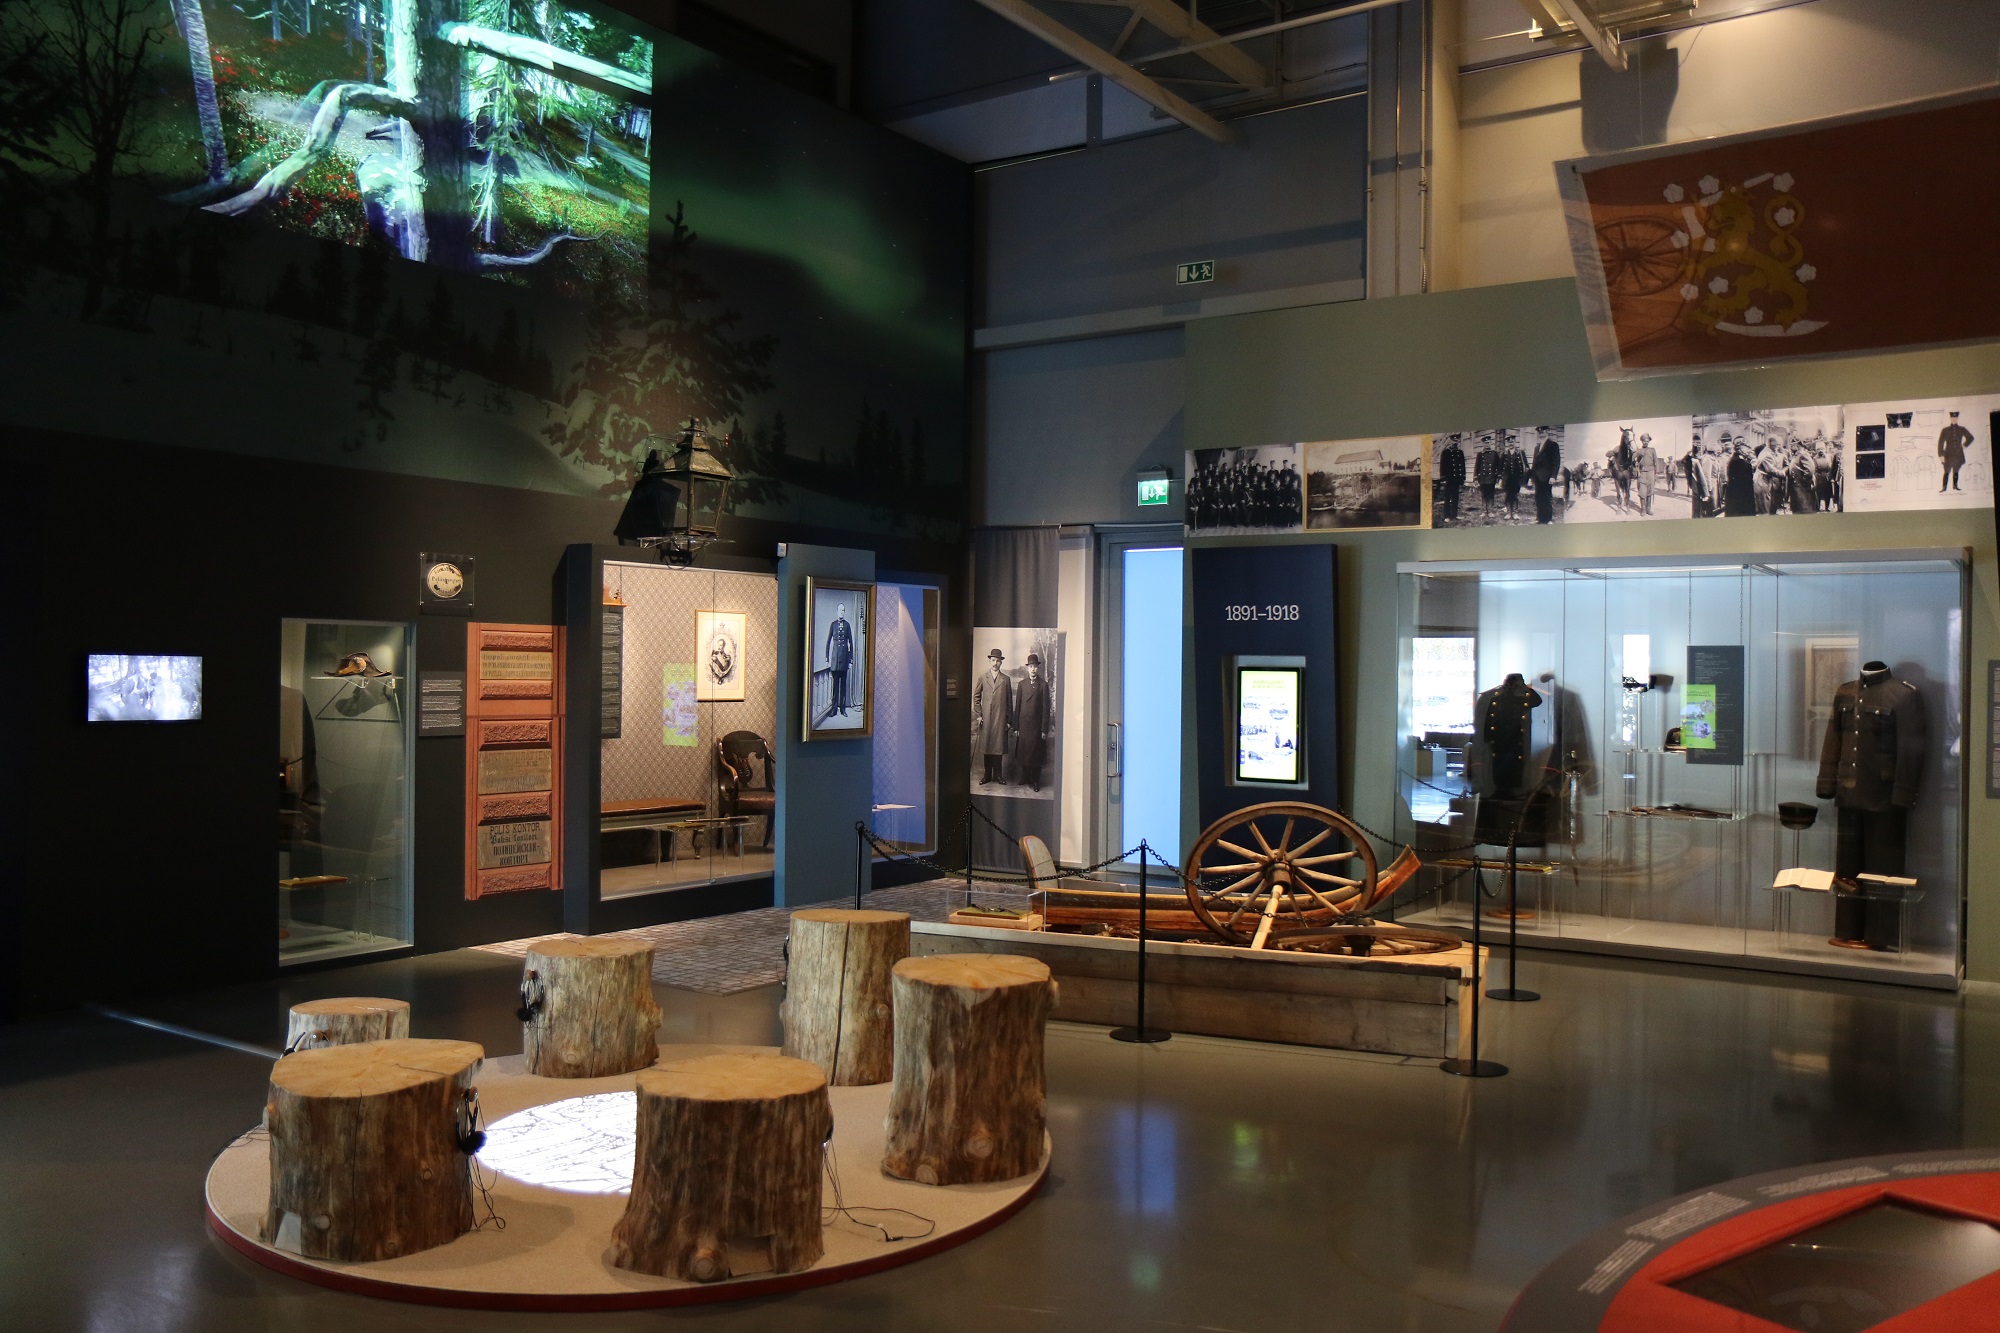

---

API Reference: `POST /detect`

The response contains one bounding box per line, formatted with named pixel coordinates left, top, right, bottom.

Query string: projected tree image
left=140, top=0, right=652, bottom=291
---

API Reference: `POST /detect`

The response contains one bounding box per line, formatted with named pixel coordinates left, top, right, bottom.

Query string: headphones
left=515, top=970, right=544, bottom=1024
left=281, top=1029, right=327, bottom=1057
left=455, top=1088, right=487, bottom=1155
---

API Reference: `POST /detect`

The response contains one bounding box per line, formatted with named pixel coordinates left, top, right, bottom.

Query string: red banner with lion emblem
left=1559, top=86, right=2000, bottom=380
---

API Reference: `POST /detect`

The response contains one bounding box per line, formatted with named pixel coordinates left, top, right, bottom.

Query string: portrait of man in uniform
left=803, top=579, right=872, bottom=738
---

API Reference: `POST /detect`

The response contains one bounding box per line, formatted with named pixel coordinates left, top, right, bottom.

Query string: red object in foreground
left=1601, top=1172, right=2000, bottom=1332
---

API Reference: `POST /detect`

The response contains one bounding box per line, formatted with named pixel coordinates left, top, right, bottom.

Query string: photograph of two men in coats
left=970, top=627, right=1062, bottom=800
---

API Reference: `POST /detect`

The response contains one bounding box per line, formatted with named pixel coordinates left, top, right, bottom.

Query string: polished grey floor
left=3, top=948, right=1997, bottom=1332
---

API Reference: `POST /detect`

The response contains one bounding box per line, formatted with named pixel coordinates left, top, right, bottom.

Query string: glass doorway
left=1099, top=531, right=1185, bottom=871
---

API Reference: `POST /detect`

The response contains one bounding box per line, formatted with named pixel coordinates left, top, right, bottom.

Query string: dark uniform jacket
left=1816, top=673, right=1926, bottom=811
left=1939, top=422, right=1973, bottom=467
left=1440, top=443, right=1467, bottom=484
left=825, top=617, right=853, bottom=672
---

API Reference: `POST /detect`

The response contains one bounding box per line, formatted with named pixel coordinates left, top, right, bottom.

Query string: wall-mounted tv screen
left=87, top=655, right=203, bottom=722
left=1235, top=666, right=1302, bottom=785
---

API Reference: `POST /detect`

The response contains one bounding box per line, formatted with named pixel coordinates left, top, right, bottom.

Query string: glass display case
left=872, top=581, right=941, bottom=855
left=599, top=562, right=781, bottom=899
left=278, top=620, right=415, bottom=964
left=1391, top=551, right=1966, bottom=986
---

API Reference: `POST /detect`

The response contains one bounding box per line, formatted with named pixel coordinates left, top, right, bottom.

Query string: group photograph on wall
left=1429, top=428, right=1564, bottom=528
left=1194, top=393, right=1997, bottom=536
left=968, top=627, right=1061, bottom=799
left=1185, top=444, right=1304, bottom=535
left=803, top=578, right=871, bottom=740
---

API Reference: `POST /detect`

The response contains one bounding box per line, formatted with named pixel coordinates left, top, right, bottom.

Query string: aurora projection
left=0, top=1, right=966, bottom=535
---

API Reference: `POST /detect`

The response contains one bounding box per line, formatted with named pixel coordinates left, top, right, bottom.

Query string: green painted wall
left=1184, top=277, right=2000, bottom=982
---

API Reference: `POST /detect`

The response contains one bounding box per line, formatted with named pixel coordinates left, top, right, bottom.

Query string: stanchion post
left=964, top=804, right=974, bottom=908
left=854, top=822, right=866, bottom=910
left=1488, top=826, right=1541, bottom=1003
left=1111, top=841, right=1170, bottom=1044
left=1442, top=861, right=1507, bottom=1077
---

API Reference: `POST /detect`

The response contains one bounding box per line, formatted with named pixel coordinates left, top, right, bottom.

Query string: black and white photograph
left=1560, top=417, right=1689, bottom=523
left=695, top=611, right=748, bottom=703
left=86, top=654, right=203, bottom=722
left=1686, top=406, right=1845, bottom=518
left=803, top=579, right=872, bottom=740
left=1184, top=445, right=1305, bottom=535
left=969, top=627, right=1062, bottom=800
left=1431, top=427, right=1566, bottom=528
left=1304, top=436, right=1428, bottom=529
left=1843, top=395, right=1998, bottom=512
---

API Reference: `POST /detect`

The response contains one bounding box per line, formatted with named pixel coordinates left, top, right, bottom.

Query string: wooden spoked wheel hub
left=1182, top=803, right=1379, bottom=948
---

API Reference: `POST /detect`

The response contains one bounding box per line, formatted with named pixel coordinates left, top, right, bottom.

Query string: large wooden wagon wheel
left=1595, top=216, right=1689, bottom=297
left=1183, top=803, right=1378, bottom=948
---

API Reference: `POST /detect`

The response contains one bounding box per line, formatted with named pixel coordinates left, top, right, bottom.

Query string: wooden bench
left=600, top=798, right=708, bottom=865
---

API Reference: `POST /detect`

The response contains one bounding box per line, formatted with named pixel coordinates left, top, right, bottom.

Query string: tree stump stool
left=610, top=1053, right=831, bottom=1282
left=883, top=954, right=1054, bottom=1187
left=285, top=997, right=410, bottom=1052
left=781, top=908, right=910, bottom=1085
left=263, top=1038, right=484, bottom=1262
left=520, top=936, right=661, bottom=1078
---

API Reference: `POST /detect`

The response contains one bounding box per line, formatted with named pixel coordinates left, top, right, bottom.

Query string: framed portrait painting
left=803, top=578, right=872, bottom=740
left=695, top=610, right=747, bottom=702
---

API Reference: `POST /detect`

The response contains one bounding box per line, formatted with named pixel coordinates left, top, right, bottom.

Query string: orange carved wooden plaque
left=465, top=623, right=563, bottom=899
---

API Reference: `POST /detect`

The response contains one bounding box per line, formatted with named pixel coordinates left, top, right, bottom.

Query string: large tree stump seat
left=781, top=908, right=910, bottom=1085
left=263, top=1037, right=484, bottom=1262
left=285, top=997, right=410, bottom=1052
left=883, top=953, right=1053, bottom=1187
left=521, top=936, right=661, bottom=1078
left=610, top=1053, right=831, bottom=1282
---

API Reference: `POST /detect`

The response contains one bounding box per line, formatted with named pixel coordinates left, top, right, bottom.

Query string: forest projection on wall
left=0, top=0, right=966, bottom=539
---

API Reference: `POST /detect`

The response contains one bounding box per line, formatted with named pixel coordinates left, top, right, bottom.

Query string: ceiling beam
left=1119, top=0, right=1270, bottom=90
left=971, top=0, right=1233, bottom=142
left=1517, top=0, right=1628, bottom=69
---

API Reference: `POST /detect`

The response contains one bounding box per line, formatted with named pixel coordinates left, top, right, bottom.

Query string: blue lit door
left=1104, top=537, right=1184, bottom=869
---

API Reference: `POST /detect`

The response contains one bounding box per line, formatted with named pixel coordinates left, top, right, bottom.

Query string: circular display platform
left=1503, top=1149, right=2000, bottom=1332
left=206, top=1044, right=1048, bottom=1310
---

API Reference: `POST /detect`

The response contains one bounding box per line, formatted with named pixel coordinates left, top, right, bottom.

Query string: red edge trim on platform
left=205, top=1169, right=1046, bottom=1312
left=1601, top=1172, right=2000, bottom=1333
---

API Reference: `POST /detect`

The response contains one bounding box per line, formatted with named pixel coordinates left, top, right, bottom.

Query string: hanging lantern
left=613, top=421, right=735, bottom=565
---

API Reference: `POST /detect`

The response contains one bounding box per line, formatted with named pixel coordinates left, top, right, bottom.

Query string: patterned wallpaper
left=601, top=564, right=779, bottom=809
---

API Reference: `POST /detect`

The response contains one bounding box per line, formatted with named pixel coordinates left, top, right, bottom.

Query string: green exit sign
left=1175, top=260, right=1214, bottom=285
left=1137, top=476, right=1171, bottom=507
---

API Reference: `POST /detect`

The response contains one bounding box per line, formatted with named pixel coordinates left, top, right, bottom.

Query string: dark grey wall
left=977, top=328, right=1186, bottom=527
left=857, top=0, right=1066, bottom=119
left=977, top=95, right=1367, bottom=329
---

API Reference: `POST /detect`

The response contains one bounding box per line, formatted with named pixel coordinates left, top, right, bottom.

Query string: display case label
left=1685, top=646, right=1746, bottom=767
left=417, top=671, right=466, bottom=736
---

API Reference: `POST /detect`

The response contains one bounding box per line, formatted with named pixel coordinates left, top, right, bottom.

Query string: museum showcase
left=1390, top=550, right=1966, bottom=986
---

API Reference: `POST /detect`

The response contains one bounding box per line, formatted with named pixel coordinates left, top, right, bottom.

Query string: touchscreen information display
left=1236, top=667, right=1302, bottom=784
